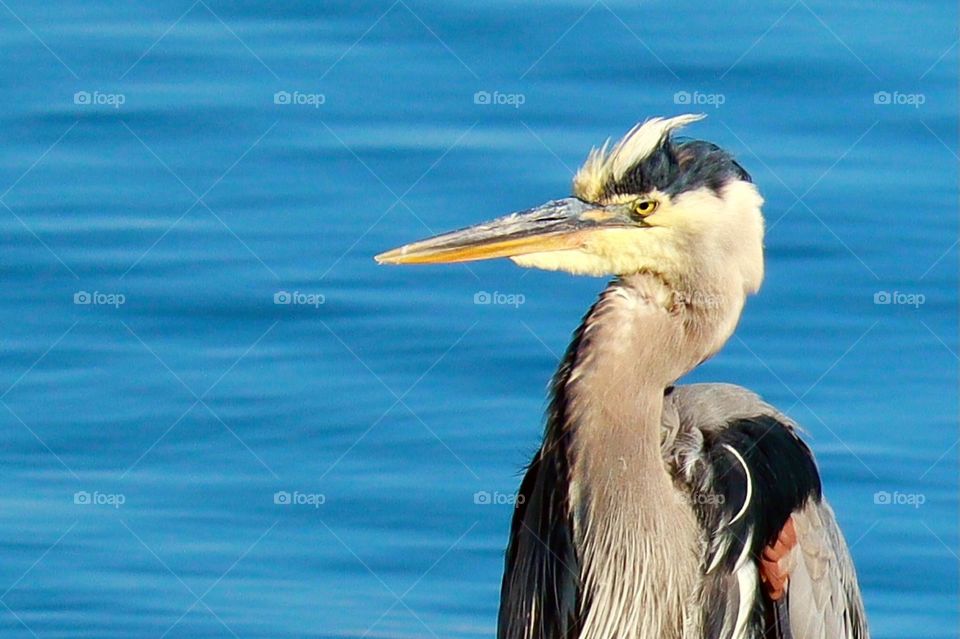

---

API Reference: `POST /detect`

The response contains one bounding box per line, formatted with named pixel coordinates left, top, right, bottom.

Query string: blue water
left=0, top=1, right=955, bottom=637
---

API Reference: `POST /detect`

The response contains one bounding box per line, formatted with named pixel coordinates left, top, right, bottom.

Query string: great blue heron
left=376, top=114, right=868, bottom=639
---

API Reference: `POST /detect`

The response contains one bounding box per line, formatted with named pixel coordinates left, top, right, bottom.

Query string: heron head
left=376, top=114, right=765, bottom=298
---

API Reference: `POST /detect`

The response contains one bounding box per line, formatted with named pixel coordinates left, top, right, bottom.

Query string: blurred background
left=0, top=1, right=956, bottom=637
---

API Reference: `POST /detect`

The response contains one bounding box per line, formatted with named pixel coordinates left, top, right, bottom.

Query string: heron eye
left=633, top=199, right=659, bottom=217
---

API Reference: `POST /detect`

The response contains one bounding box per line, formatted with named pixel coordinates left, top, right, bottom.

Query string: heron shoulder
left=662, top=383, right=822, bottom=561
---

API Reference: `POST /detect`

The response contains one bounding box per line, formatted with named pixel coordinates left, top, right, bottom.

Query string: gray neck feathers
left=546, top=273, right=743, bottom=639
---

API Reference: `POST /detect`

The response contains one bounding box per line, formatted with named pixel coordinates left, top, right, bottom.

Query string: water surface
left=0, top=1, right=956, bottom=637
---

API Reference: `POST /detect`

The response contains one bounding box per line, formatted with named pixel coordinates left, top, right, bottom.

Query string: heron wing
left=663, top=383, right=868, bottom=639
left=786, top=500, right=869, bottom=639
left=498, top=445, right=580, bottom=639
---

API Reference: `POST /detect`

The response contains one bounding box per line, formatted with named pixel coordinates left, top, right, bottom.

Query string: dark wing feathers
left=666, top=410, right=820, bottom=639
left=666, top=383, right=868, bottom=639
left=498, top=383, right=867, bottom=639
left=702, top=415, right=822, bottom=565
left=499, top=314, right=591, bottom=639
left=498, top=447, right=580, bottom=639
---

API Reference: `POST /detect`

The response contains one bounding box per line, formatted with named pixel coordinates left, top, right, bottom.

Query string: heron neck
left=536, top=274, right=744, bottom=638
left=549, top=272, right=739, bottom=476
left=552, top=275, right=673, bottom=457
left=546, top=273, right=716, bottom=639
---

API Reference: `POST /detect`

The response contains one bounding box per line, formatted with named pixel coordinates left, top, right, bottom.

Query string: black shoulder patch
left=705, top=415, right=822, bottom=555
left=683, top=414, right=823, bottom=639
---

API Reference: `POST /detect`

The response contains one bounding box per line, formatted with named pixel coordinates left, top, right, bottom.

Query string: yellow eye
left=634, top=199, right=659, bottom=216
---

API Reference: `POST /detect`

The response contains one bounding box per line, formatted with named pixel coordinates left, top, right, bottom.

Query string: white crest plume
left=573, top=113, right=706, bottom=201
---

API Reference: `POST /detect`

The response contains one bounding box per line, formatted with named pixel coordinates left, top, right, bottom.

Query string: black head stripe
left=602, top=136, right=752, bottom=200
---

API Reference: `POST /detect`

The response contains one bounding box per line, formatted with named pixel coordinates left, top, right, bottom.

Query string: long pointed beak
left=375, top=198, right=629, bottom=265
